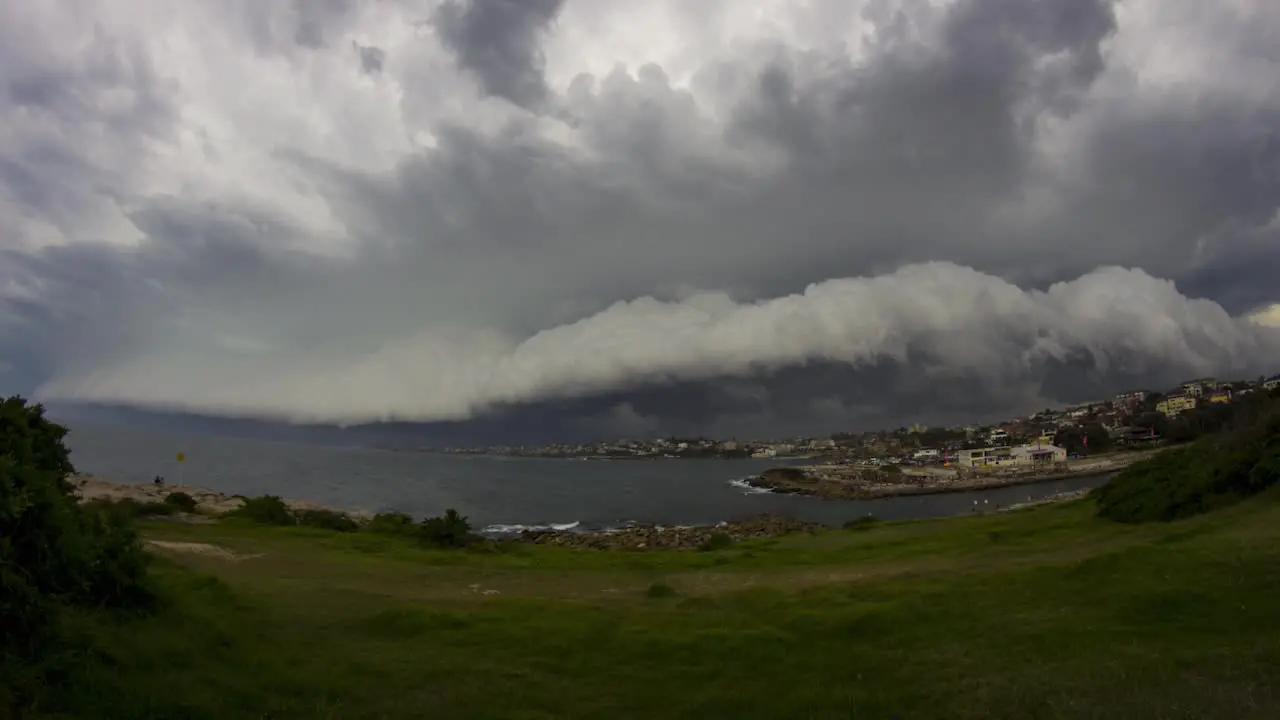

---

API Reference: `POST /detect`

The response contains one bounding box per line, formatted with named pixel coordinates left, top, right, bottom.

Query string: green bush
left=697, top=532, right=734, bottom=551
left=1, top=397, right=155, bottom=712
left=1094, top=411, right=1280, bottom=523
left=227, top=495, right=296, bottom=526
left=163, top=491, right=199, bottom=513
left=365, top=512, right=417, bottom=536
left=880, top=464, right=902, bottom=474
left=419, top=509, right=473, bottom=548
left=297, top=508, right=359, bottom=533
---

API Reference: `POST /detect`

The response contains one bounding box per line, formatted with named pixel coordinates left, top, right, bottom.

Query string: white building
left=1011, top=444, right=1068, bottom=467
left=913, top=448, right=941, bottom=462
left=1264, top=376, right=1280, bottom=391
left=955, top=444, right=1067, bottom=469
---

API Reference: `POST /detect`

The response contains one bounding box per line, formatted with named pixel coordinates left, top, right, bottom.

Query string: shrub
left=365, top=512, right=417, bottom=536
left=1094, top=411, right=1280, bottom=523
left=880, top=464, right=902, bottom=474
left=163, top=491, right=199, bottom=513
left=419, top=508, right=473, bottom=548
left=843, top=515, right=879, bottom=531
left=697, top=532, right=734, bottom=552
left=227, top=495, right=296, bottom=526
left=297, top=508, right=359, bottom=533
left=0, top=397, right=155, bottom=711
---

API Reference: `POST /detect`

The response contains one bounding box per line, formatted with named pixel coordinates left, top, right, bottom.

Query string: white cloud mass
left=2, top=0, right=1279, bottom=435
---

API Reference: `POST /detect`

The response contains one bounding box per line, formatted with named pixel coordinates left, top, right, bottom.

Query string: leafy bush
left=1094, top=411, right=1280, bottom=523
left=880, top=464, right=902, bottom=474
left=297, top=508, right=359, bottom=533
left=365, top=512, right=417, bottom=536
left=163, top=491, right=199, bottom=513
left=697, top=532, right=734, bottom=551
left=227, top=495, right=296, bottom=526
left=419, top=508, right=473, bottom=548
left=1, top=397, right=155, bottom=711
left=0, top=396, right=74, bottom=486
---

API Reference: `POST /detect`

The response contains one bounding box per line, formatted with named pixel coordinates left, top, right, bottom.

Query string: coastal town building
left=955, top=444, right=1067, bottom=469
left=1113, top=390, right=1147, bottom=408
left=1065, top=403, right=1097, bottom=419
left=1112, top=426, right=1159, bottom=445
left=439, top=373, right=1279, bottom=461
left=1178, top=378, right=1217, bottom=398
left=1156, top=394, right=1196, bottom=417
left=1011, top=444, right=1068, bottom=467
left=955, top=446, right=1015, bottom=468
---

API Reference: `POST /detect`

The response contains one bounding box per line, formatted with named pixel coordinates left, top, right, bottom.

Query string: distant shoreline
left=746, top=461, right=1139, bottom=500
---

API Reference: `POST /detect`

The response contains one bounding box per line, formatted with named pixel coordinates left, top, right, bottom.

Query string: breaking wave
left=728, top=477, right=773, bottom=495
left=480, top=520, right=581, bottom=535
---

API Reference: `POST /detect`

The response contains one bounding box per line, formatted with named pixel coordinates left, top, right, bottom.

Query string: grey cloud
left=356, top=44, right=386, bottom=74
left=1, top=0, right=1279, bottom=437
left=434, top=0, right=565, bottom=109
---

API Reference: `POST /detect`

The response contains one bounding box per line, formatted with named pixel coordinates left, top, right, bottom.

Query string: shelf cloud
left=2, top=0, right=1279, bottom=435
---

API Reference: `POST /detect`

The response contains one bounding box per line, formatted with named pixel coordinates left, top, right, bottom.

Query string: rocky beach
left=749, top=450, right=1160, bottom=500
left=516, top=515, right=824, bottom=550
left=70, top=475, right=826, bottom=550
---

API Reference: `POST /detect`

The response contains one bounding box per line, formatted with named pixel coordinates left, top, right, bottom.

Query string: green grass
left=36, top=491, right=1280, bottom=719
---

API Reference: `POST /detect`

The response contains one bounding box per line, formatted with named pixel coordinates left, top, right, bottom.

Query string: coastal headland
left=750, top=449, right=1161, bottom=499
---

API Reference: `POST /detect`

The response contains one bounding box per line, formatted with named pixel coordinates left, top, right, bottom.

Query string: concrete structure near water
left=954, top=444, right=1067, bottom=469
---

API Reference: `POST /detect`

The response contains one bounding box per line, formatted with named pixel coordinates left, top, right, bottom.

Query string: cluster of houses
left=444, top=374, right=1280, bottom=465
left=920, top=375, right=1280, bottom=470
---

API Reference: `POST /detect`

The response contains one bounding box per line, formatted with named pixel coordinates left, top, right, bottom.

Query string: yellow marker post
left=176, top=452, right=186, bottom=485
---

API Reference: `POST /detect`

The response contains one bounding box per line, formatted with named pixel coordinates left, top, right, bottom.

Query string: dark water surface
left=64, top=422, right=1110, bottom=531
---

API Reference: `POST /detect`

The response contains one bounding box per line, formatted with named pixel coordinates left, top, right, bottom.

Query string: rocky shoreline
left=69, top=473, right=1097, bottom=552
left=748, top=451, right=1156, bottom=500
left=516, top=515, right=824, bottom=550
left=70, top=475, right=823, bottom=550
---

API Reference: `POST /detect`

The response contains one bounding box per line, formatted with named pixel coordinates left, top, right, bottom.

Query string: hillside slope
left=39, top=489, right=1280, bottom=720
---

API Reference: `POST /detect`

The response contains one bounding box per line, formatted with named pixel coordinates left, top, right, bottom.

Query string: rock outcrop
left=70, top=475, right=372, bottom=520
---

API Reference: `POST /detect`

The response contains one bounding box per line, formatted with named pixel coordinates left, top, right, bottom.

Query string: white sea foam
left=728, top=477, right=773, bottom=495
left=481, top=521, right=581, bottom=535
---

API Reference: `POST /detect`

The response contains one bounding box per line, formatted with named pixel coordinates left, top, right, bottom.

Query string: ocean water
left=63, top=422, right=1111, bottom=531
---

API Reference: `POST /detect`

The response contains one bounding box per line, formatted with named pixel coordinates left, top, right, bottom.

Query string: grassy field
left=42, top=490, right=1280, bottom=719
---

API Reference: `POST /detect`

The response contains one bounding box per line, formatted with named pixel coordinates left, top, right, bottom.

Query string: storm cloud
left=2, top=0, right=1279, bottom=438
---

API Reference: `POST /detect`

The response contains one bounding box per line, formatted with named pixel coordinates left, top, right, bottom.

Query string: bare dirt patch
left=145, top=540, right=263, bottom=562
